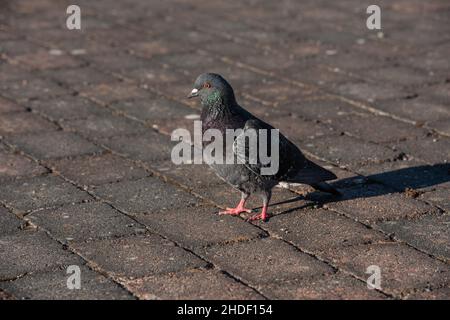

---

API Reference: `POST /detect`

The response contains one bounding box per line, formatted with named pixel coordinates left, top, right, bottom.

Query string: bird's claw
left=219, top=207, right=252, bottom=215
left=246, top=212, right=269, bottom=222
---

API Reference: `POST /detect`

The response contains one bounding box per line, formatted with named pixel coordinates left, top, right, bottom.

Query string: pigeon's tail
left=287, top=160, right=337, bottom=185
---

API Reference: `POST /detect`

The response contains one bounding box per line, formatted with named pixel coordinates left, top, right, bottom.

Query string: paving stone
left=0, top=77, right=69, bottom=101
left=125, top=269, right=263, bottom=300
left=0, top=149, right=48, bottom=181
left=43, top=67, right=117, bottom=91
left=420, top=189, right=450, bottom=212
left=0, top=206, right=22, bottom=236
left=92, top=177, right=198, bottom=215
left=374, top=97, right=450, bottom=123
left=0, top=175, right=92, bottom=213
left=355, top=161, right=450, bottom=192
left=334, top=81, right=411, bottom=102
left=135, top=204, right=266, bottom=249
left=0, top=231, right=82, bottom=279
left=29, top=202, right=145, bottom=243
left=0, top=112, right=58, bottom=135
left=301, top=134, right=399, bottom=167
left=325, top=183, right=440, bottom=223
left=13, top=50, right=82, bottom=70
left=0, top=265, right=134, bottom=300
left=0, top=96, right=24, bottom=113
left=362, top=65, right=433, bottom=88
left=7, top=131, right=101, bottom=159
left=378, top=214, right=450, bottom=261
left=98, top=132, right=173, bottom=162
left=325, top=243, right=450, bottom=296
left=27, top=96, right=107, bottom=121
left=261, top=272, right=387, bottom=299
left=47, top=153, right=149, bottom=186
left=265, top=208, right=389, bottom=254
left=428, top=117, right=450, bottom=136
left=72, top=234, right=207, bottom=279
left=110, top=96, right=194, bottom=121
left=405, top=286, right=450, bottom=300
left=199, top=238, right=334, bottom=284
left=61, top=114, right=147, bottom=139
left=80, top=83, right=148, bottom=104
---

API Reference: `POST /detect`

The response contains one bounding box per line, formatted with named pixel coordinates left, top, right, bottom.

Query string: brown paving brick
left=405, top=286, right=450, bottom=300
left=301, top=134, right=399, bottom=167
left=47, top=153, right=149, bottom=186
left=0, top=77, right=69, bottom=101
left=98, top=132, right=173, bottom=162
left=43, top=67, right=117, bottom=91
left=92, top=176, right=198, bottom=215
left=0, top=149, right=48, bottom=181
left=125, top=269, right=263, bottom=300
left=0, top=265, right=134, bottom=300
left=61, top=114, right=147, bottom=139
left=420, top=189, right=450, bottom=212
left=260, top=272, right=387, bottom=299
left=325, top=183, right=440, bottom=223
left=135, top=204, right=266, bottom=249
left=7, top=131, right=101, bottom=159
left=199, top=238, right=334, bottom=284
left=392, top=135, right=450, bottom=164
left=0, top=175, right=92, bottom=213
left=0, top=112, right=58, bottom=135
left=110, top=96, right=194, bottom=121
left=0, top=206, right=22, bottom=236
left=265, top=208, right=388, bottom=254
left=378, top=214, right=450, bottom=261
left=80, top=83, right=148, bottom=104
left=72, top=234, right=207, bottom=279
left=0, top=96, right=24, bottom=113
left=0, top=230, right=82, bottom=279
left=28, top=96, right=107, bottom=121
left=29, top=202, right=144, bottom=243
left=13, top=50, right=82, bottom=70
left=325, top=243, right=450, bottom=296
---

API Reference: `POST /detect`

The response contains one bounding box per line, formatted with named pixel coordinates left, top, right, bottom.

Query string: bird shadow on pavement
left=262, top=163, right=450, bottom=217
left=307, top=163, right=450, bottom=205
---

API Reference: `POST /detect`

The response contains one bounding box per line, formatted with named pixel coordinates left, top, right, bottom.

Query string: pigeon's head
left=188, top=73, right=236, bottom=106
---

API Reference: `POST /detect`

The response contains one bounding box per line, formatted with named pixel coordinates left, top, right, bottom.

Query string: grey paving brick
left=0, top=96, right=24, bottom=114
left=47, top=153, right=149, bottom=186
left=80, top=83, right=149, bottom=104
left=325, top=243, right=450, bottom=296
left=391, top=135, right=450, bottom=164
left=0, top=149, right=48, bottom=181
left=420, top=189, right=450, bottom=212
left=0, top=265, right=134, bottom=300
left=260, top=272, right=387, bottom=299
left=325, top=183, right=440, bottom=223
left=0, top=175, right=92, bottom=213
left=125, top=269, right=263, bottom=300
left=0, top=206, right=22, bottom=236
left=265, top=208, right=389, bottom=254
left=7, top=131, right=101, bottom=159
left=72, top=234, right=207, bottom=278
left=135, top=204, right=267, bottom=249
left=61, top=114, right=147, bottom=139
left=92, top=177, right=198, bottom=215
left=0, top=231, right=82, bottom=279
left=13, top=50, right=82, bottom=71
left=378, top=214, right=450, bottom=261
left=0, top=77, right=69, bottom=101
left=199, top=238, right=334, bottom=284
left=29, top=202, right=144, bottom=243
left=0, top=112, right=58, bottom=135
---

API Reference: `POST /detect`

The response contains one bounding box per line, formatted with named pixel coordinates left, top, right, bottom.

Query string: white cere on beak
left=191, top=88, right=198, bottom=95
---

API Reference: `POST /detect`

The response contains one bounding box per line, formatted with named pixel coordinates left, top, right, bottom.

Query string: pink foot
left=246, top=205, right=269, bottom=222
left=218, top=199, right=252, bottom=215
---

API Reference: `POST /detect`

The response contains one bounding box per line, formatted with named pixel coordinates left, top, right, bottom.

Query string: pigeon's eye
left=203, top=82, right=211, bottom=89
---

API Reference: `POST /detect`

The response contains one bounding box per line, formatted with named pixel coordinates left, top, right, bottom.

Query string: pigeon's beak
left=187, top=88, right=199, bottom=99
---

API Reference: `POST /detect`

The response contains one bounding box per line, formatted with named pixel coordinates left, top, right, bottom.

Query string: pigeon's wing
left=232, top=119, right=307, bottom=179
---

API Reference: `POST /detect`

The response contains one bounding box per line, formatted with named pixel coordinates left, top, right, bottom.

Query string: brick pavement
left=0, top=0, right=449, bottom=299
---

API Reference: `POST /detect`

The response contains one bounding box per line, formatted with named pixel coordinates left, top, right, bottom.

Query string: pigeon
left=188, top=73, right=340, bottom=221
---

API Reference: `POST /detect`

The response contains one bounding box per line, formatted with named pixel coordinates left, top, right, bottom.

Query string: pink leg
left=246, top=204, right=269, bottom=222
left=219, top=198, right=252, bottom=215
